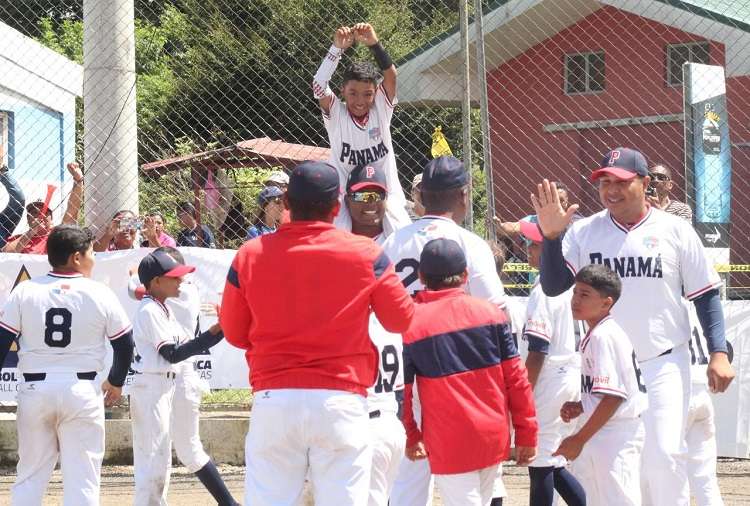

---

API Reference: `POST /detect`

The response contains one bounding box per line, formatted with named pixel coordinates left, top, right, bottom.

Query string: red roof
left=141, top=137, right=331, bottom=173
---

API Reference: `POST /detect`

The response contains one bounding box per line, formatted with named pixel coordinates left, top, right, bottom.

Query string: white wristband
left=313, top=45, right=343, bottom=99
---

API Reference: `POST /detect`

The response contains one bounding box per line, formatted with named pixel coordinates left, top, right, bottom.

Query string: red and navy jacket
left=220, top=221, right=414, bottom=396
left=402, top=288, right=537, bottom=474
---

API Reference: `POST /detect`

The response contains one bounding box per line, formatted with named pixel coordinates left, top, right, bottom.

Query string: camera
left=119, top=217, right=142, bottom=232
left=645, top=185, right=657, bottom=198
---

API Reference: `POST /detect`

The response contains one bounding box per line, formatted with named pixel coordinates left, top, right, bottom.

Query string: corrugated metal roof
left=141, top=137, right=330, bottom=173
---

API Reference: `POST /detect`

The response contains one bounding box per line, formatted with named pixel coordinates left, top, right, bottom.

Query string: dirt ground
left=1, top=459, right=749, bottom=505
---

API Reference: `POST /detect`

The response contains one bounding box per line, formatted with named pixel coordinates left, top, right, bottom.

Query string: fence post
left=82, top=0, right=139, bottom=233
left=459, top=0, right=473, bottom=230
left=474, top=0, right=495, bottom=241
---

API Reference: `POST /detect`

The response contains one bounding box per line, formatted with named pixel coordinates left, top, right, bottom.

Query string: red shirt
left=6, top=233, right=48, bottom=253
left=220, top=220, right=414, bottom=396
left=402, top=288, right=537, bottom=474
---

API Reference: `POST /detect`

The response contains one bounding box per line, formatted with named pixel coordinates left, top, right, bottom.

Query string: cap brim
left=590, top=167, right=638, bottom=182
left=349, top=182, right=387, bottom=193
left=163, top=265, right=195, bottom=278
left=519, top=220, right=544, bottom=243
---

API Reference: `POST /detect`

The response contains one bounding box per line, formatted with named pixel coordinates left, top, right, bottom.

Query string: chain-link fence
left=0, top=1, right=748, bottom=293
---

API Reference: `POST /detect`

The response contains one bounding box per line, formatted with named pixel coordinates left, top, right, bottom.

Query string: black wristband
left=369, top=42, right=393, bottom=71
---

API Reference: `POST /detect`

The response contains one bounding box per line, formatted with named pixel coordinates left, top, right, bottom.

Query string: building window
left=0, top=112, right=7, bottom=167
left=666, top=42, right=710, bottom=86
left=564, top=52, right=605, bottom=95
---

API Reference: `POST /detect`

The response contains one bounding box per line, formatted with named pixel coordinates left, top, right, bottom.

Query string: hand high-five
left=530, top=179, right=579, bottom=240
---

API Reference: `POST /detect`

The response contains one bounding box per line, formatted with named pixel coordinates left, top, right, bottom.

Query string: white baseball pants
left=530, top=363, right=580, bottom=468
left=639, top=343, right=690, bottom=506
left=244, top=388, right=372, bottom=506
left=129, top=373, right=176, bottom=506
left=171, top=366, right=210, bottom=472
left=368, top=410, right=406, bottom=506
left=434, top=464, right=500, bottom=506
left=572, top=417, right=644, bottom=506
left=12, top=373, right=104, bottom=506
left=687, top=383, right=724, bottom=506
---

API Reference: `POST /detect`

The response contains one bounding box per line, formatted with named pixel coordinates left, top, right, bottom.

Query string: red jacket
left=402, top=288, right=537, bottom=474
left=220, top=221, right=414, bottom=396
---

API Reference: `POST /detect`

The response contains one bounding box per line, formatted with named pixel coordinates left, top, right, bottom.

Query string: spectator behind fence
left=0, top=164, right=25, bottom=249
left=246, top=186, right=284, bottom=240
left=141, top=211, right=177, bottom=248
left=94, top=210, right=140, bottom=252
left=264, top=170, right=289, bottom=190
left=647, top=164, right=693, bottom=222
left=3, top=162, right=84, bottom=254
left=406, top=172, right=424, bottom=220
left=176, top=202, right=216, bottom=248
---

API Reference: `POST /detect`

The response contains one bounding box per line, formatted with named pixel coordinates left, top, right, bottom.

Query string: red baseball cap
left=590, top=147, right=649, bottom=182
left=519, top=216, right=544, bottom=244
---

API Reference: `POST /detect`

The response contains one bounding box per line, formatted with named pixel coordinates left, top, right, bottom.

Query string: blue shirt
left=246, top=224, right=275, bottom=240
left=176, top=225, right=216, bottom=248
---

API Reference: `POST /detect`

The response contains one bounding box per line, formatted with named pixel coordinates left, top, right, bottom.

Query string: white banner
left=0, top=248, right=250, bottom=400
left=0, top=251, right=748, bottom=457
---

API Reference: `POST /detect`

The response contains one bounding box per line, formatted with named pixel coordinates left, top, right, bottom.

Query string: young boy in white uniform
left=554, top=264, right=647, bottom=505
left=130, top=249, right=236, bottom=505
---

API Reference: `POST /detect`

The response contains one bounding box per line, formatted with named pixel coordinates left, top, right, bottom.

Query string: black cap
left=347, top=163, right=387, bottom=194
left=287, top=161, right=340, bottom=202
left=591, top=147, right=649, bottom=181
left=419, top=238, right=467, bottom=277
left=421, top=156, right=469, bottom=191
left=138, top=249, right=195, bottom=286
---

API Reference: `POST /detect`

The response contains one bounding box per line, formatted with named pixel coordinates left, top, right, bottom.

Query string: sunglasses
left=649, top=173, right=670, bottom=182
left=350, top=191, right=385, bottom=203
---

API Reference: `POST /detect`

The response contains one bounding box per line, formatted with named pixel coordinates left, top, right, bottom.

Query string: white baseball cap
left=265, top=170, right=290, bottom=186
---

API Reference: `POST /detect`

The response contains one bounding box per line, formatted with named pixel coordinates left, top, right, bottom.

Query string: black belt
left=23, top=371, right=97, bottom=382
left=166, top=372, right=176, bottom=379
left=659, top=348, right=673, bottom=357
left=369, top=410, right=381, bottom=419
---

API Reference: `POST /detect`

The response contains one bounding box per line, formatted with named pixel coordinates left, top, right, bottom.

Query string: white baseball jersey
left=132, top=296, right=190, bottom=373
left=324, top=86, right=410, bottom=230
left=381, top=215, right=506, bottom=308
left=367, top=314, right=403, bottom=414
left=563, top=207, right=721, bottom=360
left=579, top=316, right=647, bottom=423
left=0, top=272, right=131, bottom=373
left=523, top=281, right=578, bottom=366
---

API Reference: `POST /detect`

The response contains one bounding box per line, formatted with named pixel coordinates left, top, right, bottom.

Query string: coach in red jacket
left=220, top=160, right=414, bottom=506
left=402, top=238, right=537, bottom=506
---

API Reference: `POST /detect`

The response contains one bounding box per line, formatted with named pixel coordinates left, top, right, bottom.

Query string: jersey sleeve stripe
left=155, top=340, right=171, bottom=351
left=379, top=83, right=395, bottom=108
left=591, top=386, right=627, bottom=399
left=523, top=329, right=552, bottom=343
left=108, top=326, right=132, bottom=341
left=685, top=281, right=723, bottom=301
left=564, top=260, right=577, bottom=275
left=0, top=321, right=19, bottom=336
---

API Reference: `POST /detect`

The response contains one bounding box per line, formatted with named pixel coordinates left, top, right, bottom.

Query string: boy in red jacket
left=402, top=238, right=538, bottom=506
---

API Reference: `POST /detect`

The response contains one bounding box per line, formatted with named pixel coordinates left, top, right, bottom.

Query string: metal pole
left=83, top=0, right=138, bottom=233
left=474, top=0, right=495, bottom=241
left=459, top=0, right=473, bottom=230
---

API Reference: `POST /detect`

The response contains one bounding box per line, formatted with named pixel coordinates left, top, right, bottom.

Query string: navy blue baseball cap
left=287, top=161, right=340, bottom=202
left=257, top=185, right=284, bottom=206
left=138, top=249, right=195, bottom=286
left=419, top=238, right=467, bottom=277
left=591, top=147, right=649, bottom=181
left=421, top=156, right=469, bottom=191
left=347, top=163, right=387, bottom=194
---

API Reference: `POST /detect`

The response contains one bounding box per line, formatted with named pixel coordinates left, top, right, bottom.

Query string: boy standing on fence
left=313, top=22, right=411, bottom=231
left=129, top=248, right=237, bottom=505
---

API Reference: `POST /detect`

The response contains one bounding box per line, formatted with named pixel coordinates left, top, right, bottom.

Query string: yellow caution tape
left=503, top=262, right=750, bottom=273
